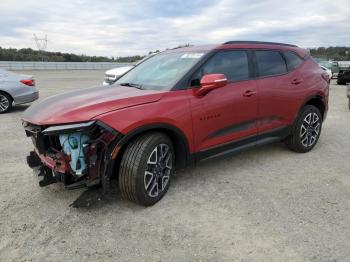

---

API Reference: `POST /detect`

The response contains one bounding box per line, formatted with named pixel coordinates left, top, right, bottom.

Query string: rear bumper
left=14, top=91, right=39, bottom=105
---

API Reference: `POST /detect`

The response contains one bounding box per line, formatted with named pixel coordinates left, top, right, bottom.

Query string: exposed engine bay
left=23, top=121, right=122, bottom=206
left=59, top=133, right=90, bottom=176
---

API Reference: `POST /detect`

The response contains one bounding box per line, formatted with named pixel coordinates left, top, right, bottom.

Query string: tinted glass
left=191, top=50, right=249, bottom=86
left=256, top=51, right=287, bottom=76
left=284, top=51, right=303, bottom=71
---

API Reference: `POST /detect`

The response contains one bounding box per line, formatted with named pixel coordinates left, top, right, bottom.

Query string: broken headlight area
left=23, top=121, right=122, bottom=191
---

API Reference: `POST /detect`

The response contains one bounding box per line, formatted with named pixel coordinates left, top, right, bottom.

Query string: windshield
left=135, top=54, right=155, bottom=65
left=115, top=52, right=205, bottom=90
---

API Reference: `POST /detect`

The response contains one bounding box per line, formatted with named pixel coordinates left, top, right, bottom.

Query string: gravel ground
left=1, top=71, right=350, bottom=262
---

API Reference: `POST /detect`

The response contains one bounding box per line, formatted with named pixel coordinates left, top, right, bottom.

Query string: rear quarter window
left=283, top=51, right=303, bottom=71
left=256, top=51, right=287, bottom=77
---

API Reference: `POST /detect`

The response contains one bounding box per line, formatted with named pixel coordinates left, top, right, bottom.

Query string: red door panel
left=257, top=68, right=307, bottom=134
left=256, top=75, right=294, bottom=133
left=189, top=80, right=258, bottom=152
left=255, top=50, right=306, bottom=135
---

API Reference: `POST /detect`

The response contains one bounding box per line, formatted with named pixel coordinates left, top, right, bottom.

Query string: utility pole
left=33, top=34, right=48, bottom=61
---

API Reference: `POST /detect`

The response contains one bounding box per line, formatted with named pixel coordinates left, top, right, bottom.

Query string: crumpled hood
left=22, top=85, right=165, bottom=125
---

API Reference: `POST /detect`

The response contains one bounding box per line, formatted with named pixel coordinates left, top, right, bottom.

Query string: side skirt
left=195, top=125, right=291, bottom=163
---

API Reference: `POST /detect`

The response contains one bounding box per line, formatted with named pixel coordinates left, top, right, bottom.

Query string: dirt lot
left=1, top=70, right=350, bottom=262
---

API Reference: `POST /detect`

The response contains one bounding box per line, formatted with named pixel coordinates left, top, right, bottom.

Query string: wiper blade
left=119, top=82, right=143, bottom=89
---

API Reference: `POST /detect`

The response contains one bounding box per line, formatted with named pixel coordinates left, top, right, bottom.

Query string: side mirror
left=195, top=74, right=228, bottom=96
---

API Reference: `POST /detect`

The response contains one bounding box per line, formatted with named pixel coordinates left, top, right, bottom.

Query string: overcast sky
left=0, top=0, right=349, bottom=57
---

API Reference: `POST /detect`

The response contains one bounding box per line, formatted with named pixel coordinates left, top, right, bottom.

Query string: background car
left=320, top=65, right=332, bottom=82
left=102, top=66, right=133, bottom=86
left=347, top=85, right=350, bottom=110
left=0, top=69, right=39, bottom=113
left=337, top=68, right=350, bottom=85
left=320, top=65, right=333, bottom=79
left=318, top=60, right=341, bottom=78
left=102, top=53, right=156, bottom=86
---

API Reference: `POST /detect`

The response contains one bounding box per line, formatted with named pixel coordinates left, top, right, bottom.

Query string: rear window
left=283, top=51, right=303, bottom=71
left=256, top=51, right=287, bottom=77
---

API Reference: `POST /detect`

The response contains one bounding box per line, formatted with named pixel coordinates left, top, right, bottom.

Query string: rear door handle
left=291, top=78, right=303, bottom=85
left=243, top=90, right=257, bottom=97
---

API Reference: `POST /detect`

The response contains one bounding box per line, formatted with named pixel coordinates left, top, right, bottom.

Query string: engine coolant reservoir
left=59, top=133, right=90, bottom=176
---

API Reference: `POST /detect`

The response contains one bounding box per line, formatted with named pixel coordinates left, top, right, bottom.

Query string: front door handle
left=291, top=78, right=303, bottom=85
left=243, top=90, right=257, bottom=97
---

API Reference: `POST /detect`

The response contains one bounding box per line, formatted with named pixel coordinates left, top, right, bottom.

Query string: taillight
left=321, top=73, right=329, bottom=82
left=20, top=79, right=35, bottom=86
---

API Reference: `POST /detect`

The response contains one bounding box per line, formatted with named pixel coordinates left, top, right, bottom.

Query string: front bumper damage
left=23, top=120, right=123, bottom=207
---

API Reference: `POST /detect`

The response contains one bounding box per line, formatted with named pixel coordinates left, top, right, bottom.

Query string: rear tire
left=0, top=92, right=12, bottom=114
left=286, top=105, right=322, bottom=153
left=118, top=132, right=174, bottom=206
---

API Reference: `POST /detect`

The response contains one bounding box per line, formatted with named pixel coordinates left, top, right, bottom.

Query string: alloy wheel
left=0, top=95, right=10, bottom=113
left=300, top=112, right=321, bottom=148
left=144, top=144, right=173, bottom=198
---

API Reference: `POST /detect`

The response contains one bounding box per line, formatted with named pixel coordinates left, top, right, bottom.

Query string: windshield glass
left=115, top=52, right=205, bottom=90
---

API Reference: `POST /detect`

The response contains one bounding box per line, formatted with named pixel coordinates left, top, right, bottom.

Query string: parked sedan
left=0, top=69, right=39, bottom=113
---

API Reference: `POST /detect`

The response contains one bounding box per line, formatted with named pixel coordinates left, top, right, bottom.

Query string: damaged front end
left=23, top=120, right=122, bottom=206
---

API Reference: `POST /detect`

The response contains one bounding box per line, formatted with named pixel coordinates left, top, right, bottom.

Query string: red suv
left=23, top=41, right=329, bottom=206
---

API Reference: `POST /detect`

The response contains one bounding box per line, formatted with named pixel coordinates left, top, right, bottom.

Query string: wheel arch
left=0, top=90, right=14, bottom=101
left=300, top=95, right=326, bottom=121
left=114, top=123, right=193, bottom=173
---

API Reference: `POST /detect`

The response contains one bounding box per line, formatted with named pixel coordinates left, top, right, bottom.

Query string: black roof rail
left=223, top=41, right=298, bottom=47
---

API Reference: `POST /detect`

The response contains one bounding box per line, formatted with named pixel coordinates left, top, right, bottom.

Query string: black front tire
left=118, top=132, right=174, bottom=206
left=0, top=92, right=13, bottom=114
left=286, top=105, right=322, bottom=153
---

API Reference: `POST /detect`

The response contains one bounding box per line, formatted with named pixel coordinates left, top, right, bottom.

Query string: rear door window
left=256, top=51, right=287, bottom=77
left=283, top=51, right=303, bottom=71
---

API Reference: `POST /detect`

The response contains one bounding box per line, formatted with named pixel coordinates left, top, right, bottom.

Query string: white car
left=102, top=54, right=156, bottom=86
left=320, top=65, right=332, bottom=80
left=102, top=66, right=133, bottom=86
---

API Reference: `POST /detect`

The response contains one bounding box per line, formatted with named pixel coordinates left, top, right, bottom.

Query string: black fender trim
left=298, top=94, right=326, bottom=121
left=115, top=123, right=193, bottom=169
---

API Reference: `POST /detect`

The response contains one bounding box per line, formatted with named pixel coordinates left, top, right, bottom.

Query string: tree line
left=309, top=47, right=350, bottom=61
left=0, top=46, right=143, bottom=62
left=1, top=46, right=349, bottom=62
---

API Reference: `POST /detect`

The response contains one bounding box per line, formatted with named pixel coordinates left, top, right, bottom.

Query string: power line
left=33, top=34, right=48, bottom=61
left=33, top=34, right=48, bottom=52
